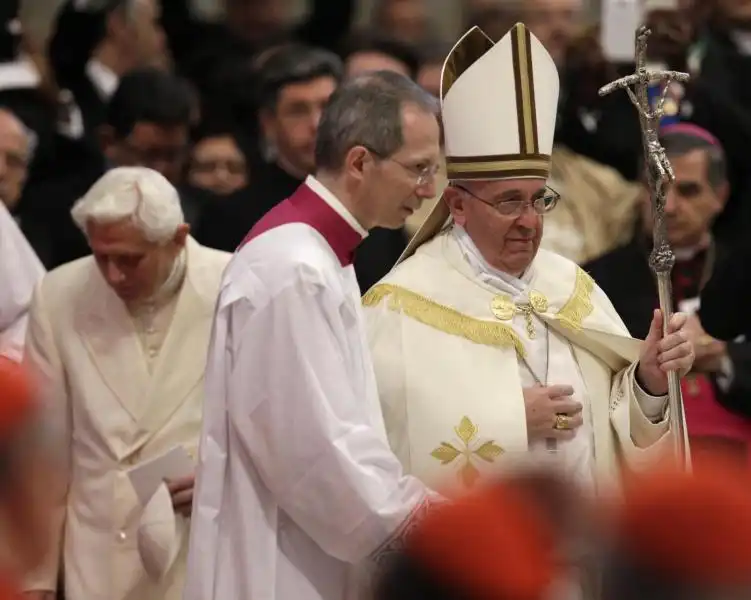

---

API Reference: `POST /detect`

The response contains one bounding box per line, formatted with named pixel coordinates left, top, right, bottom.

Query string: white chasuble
left=364, top=231, right=683, bottom=494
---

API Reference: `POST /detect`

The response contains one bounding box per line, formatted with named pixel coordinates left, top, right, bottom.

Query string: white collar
left=305, top=174, right=368, bottom=238
left=86, top=59, right=119, bottom=100
left=452, top=224, right=532, bottom=296
left=0, top=57, right=40, bottom=91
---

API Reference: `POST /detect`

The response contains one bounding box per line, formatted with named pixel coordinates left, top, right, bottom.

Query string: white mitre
left=399, top=23, right=560, bottom=263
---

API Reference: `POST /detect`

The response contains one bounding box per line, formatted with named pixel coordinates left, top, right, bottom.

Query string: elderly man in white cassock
left=363, top=24, right=695, bottom=493
left=185, top=72, right=442, bottom=600
left=21, top=167, right=231, bottom=600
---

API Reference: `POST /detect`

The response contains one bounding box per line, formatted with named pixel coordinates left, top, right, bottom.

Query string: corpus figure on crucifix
left=599, top=26, right=692, bottom=467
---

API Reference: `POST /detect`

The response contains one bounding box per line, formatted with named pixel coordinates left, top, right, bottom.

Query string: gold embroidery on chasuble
left=490, top=290, right=549, bottom=338
left=362, top=267, right=597, bottom=488
left=430, top=417, right=504, bottom=487
left=362, top=284, right=526, bottom=357
left=555, top=268, right=595, bottom=331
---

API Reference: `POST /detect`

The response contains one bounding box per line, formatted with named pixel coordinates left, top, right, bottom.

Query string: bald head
left=0, top=108, right=33, bottom=210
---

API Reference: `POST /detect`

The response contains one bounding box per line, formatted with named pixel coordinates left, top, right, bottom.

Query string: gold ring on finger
left=553, top=413, right=570, bottom=431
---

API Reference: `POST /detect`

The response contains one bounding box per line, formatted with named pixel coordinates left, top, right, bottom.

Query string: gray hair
left=660, top=131, right=727, bottom=190
left=314, top=70, right=439, bottom=172
left=71, top=167, right=184, bottom=244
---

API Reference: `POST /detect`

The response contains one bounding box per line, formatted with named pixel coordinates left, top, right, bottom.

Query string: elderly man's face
left=642, top=149, right=727, bottom=248
left=446, top=178, right=548, bottom=276
left=0, top=110, right=31, bottom=210
left=86, top=219, right=188, bottom=303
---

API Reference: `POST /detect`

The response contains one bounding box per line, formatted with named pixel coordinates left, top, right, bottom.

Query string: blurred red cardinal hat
left=616, top=461, right=751, bottom=585
left=407, top=478, right=561, bottom=600
left=0, top=358, right=36, bottom=439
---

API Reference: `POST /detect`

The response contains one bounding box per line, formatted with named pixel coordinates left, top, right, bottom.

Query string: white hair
left=71, top=167, right=185, bottom=244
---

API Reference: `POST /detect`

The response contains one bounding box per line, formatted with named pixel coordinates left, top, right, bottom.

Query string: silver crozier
left=598, top=26, right=690, bottom=469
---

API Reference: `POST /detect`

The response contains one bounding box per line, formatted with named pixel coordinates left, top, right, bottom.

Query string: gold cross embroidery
left=490, top=292, right=549, bottom=339
left=430, top=416, right=504, bottom=487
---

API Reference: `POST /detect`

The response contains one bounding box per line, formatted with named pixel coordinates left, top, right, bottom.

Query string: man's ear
left=343, top=146, right=369, bottom=181
left=444, top=186, right=468, bottom=226
left=173, top=223, right=190, bottom=247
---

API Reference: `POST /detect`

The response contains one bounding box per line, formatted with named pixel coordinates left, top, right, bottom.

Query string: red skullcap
left=408, top=480, right=559, bottom=600
left=616, top=461, right=751, bottom=585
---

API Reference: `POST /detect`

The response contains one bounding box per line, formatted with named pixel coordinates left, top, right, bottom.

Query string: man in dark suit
left=585, top=124, right=751, bottom=464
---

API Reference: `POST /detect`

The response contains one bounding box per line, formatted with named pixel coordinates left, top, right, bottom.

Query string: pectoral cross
left=598, top=26, right=691, bottom=469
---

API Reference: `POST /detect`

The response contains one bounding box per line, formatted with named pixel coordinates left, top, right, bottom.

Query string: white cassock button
left=117, top=531, right=127, bottom=542
left=146, top=327, right=156, bottom=335
left=149, top=348, right=158, bottom=358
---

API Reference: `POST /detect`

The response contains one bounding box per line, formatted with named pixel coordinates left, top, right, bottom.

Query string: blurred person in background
left=0, top=358, right=56, bottom=599
left=21, top=167, right=230, bottom=600
left=48, top=0, right=167, bottom=142
left=186, top=122, right=248, bottom=198
left=602, top=461, right=751, bottom=600
left=678, top=0, right=751, bottom=242
left=415, top=42, right=450, bottom=98
left=539, top=146, right=642, bottom=265
left=0, top=2, right=57, bottom=172
left=194, top=44, right=342, bottom=253
left=0, top=108, right=45, bottom=363
left=341, top=31, right=420, bottom=79
left=373, top=0, right=435, bottom=46
left=365, top=24, right=694, bottom=497
left=185, top=71, right=441, bottom=600
left=162, top=0, right=355, bottom=104
left=586, top=125, right=751, bottom=466
left=0, top=200, right=44, bottom=364
left=20, top=67, right=196, bottom=269
left=376, top=470, right=591, bottom=600
left=256, top=45, right=342, bottom=192
left=0, top=108, right=33, bottom=213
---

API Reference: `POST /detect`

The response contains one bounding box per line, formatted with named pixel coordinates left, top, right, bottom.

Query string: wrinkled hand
left=23, top=592, right=55, bottom=600
left=523, top=384, right=582, bottom=443
left=637, top=310, right=695, bottom=395
left=166, top=474, right=195, bottom=517
left=683, top=314, right=728, bottom=373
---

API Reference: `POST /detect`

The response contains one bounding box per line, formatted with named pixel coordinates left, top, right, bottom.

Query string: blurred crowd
left=5, top=0, right=751, bottom=598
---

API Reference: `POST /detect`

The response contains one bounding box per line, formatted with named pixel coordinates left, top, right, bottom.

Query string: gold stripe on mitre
left=446, top=153, right=551, bottom=180
left=441, top=26, right=495, bottom=100
left=510, top=23, right=539, bottom=155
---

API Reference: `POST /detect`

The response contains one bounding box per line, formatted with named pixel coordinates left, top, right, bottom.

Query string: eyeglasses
left=454, top=184, right=561, bottom=216
left=365, top=146, right=441, bottom=186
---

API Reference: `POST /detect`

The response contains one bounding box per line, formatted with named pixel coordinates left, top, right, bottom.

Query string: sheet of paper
left=127, top=445, right=194, bottom=506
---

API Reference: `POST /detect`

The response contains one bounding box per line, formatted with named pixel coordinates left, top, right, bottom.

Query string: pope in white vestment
left=363, top=24, right=695, bottom=494
left=0, top=201, right=44, bottom=362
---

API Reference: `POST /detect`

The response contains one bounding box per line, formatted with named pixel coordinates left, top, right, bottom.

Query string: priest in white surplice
left=0, top=201, right=44, bottom=362
left=363, top=24, right=695, bottom=494
left=185, top=72, right=442, bottom=600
